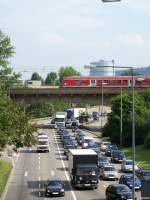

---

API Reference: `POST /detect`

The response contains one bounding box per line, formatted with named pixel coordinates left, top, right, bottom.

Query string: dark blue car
left=111, top=150, right=125, bottom=163
left=119, top=174, right=141, bottom=190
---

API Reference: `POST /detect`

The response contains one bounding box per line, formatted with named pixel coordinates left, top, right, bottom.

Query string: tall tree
left=45, top=72, right=57, bottom=85
left=103, top=93, right=149, bottom=146
left=31, top=72, right=42, bottom=81
left=121, top=69, right=140, bottom=76
left=0, top=30, right=22, bottom=89
left=59, top=66, right=81, bottom=82
left=0, top=30, right=15, bottom=69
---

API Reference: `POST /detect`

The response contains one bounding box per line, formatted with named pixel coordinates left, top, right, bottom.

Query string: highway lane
left=4, top=124, right=141, bottom=200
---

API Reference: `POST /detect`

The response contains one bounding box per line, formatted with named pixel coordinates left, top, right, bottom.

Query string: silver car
left=121, top=159, right=139, bottom=173
left=100, top=141, right=111, bottom=152
left=100, top=165, right=119, bottom=180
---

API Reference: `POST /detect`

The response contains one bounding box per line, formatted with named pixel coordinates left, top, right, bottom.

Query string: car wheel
left=61, top=192, right=65, bottom=196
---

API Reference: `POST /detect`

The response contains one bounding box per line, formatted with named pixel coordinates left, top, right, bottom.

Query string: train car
left=61, top=76, right=150, bottom=88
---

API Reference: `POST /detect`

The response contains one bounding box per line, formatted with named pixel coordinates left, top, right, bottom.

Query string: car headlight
left=121, top=195, right=125, bottom=199
left=61, top=189, right=64, bottom=192
left=79, top=177, right=83, bottom=180
left=129, top=184, right=133, bottom=187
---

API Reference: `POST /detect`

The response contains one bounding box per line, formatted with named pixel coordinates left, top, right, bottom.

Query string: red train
left=61, top=76, right=150, bottom=87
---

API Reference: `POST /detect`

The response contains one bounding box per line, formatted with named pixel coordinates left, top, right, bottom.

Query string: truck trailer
left=68, top=149, right=99, bottom=189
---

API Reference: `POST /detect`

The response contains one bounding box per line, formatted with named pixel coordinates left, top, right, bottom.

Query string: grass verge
left=0, top=160, right=12, bottom=197
left=123, top=145, right=150, bottom=169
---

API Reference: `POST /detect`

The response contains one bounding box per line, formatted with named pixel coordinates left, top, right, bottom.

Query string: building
left=25, top=80, right=42, bottom=88
left=84, top=60, right=115, bottom=77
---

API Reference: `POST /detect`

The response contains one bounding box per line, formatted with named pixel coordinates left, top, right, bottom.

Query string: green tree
left=31, top=72, right=42, bottom=81
left=26, top=102, right=54, bottom=118
left=103, top=93, right=148, bottom=146
left=121, top=69, right=140, bottom=76
left=0, top=89, right=37, bottom=148
left=58, top=66, right=81, bottom=82
left=45, top=72, right=57, bottom=86
left=0, top=30, right=15, bottom=69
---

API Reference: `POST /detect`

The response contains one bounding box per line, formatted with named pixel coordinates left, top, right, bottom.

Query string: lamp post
left=120, top=79, right=123, bottom=147
left=101, top=82, right=104, bottom=129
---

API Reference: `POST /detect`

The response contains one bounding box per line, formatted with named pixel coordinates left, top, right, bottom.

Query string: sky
left=0, top=0, right=150, bottom=80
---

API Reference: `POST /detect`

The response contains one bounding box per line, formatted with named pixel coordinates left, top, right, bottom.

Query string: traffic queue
left=50, top=125, right=142, bottom=200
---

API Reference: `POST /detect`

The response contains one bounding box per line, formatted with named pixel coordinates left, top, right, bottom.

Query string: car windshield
left=99, top=157, right=108, bottom=162
left=77, top=166, right=96, bottom=175
left=84, top=139, right=93, bottom=143
left=38, top=141, right=48, bottom=145
left=126, top=161, right=133, bottom=165
left=48, top=181, right=62, bottom=187
left=104, top=167, right=115, bottom=171
left=116, top=185, right=131, bottom=193
left=55, top=118, right=64, bottom=122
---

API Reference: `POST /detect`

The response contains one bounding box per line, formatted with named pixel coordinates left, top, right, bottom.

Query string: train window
left=144, top=79, right=150, bottom=84
left=97, top=80, right=102, bottom=84
left=74, top=80, right=81, bottom=84
left=82, top=80, right=86, bottom=84
left=122, top=80, right=128, bottom=84
left=110, top=80, right=121, bottom=84
left=104, top=80, right=109, bottom=84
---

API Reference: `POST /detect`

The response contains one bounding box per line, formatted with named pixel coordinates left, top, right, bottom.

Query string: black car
left=105, top=144, right=118, bottom=157
left=92, top=112, right=99, bottom=120
left=111, top=150, right=125, bottom=163
left=45, top=179, right=65, bottom=197
left=106, top=184, right=136, bottom=200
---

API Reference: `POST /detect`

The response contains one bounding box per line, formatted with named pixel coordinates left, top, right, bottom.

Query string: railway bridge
left=10, top=87, right=146, bottom=106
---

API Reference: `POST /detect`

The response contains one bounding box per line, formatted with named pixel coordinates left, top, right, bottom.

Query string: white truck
left=37, top=133, right=49, bottom=152
left=55, top=112, right=67, bottom=128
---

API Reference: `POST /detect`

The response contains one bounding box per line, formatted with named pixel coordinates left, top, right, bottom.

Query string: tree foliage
left=121, top=69, right=140, bottom=76
left=103, top=93, right=149, bottom=147
left=45, top=72, right=57, bottom=86
left=0, top=30, right=15, bottom=69
left=59, top=66, right=81, bottom=82
left=31, top=72, right=42, bottom=81
left=0, top=90, right=37, bottom=148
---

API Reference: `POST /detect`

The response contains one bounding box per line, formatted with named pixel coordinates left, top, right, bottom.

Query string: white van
left=37, top=133, right=49, bottom=152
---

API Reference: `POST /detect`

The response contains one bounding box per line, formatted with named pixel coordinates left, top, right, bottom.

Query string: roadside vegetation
left=123, top=145, right=150, bottom=169
left=0, top=160, right=12, bottom=197
left=0, top=30, right=37, bottom=149
left=103, top=91, right=150, bottom=149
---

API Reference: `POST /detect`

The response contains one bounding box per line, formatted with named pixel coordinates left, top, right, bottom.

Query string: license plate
left=109, top=177, right=114, bottom=178
left=127, top=199, right=132, bottom=200
left=84, top=184, right=91, bottom=186
left=52, top=192, right=59, bottom=194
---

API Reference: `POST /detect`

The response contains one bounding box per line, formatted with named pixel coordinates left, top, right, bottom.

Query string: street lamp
left=116, top=66, right=135, bottom=200
left=102, top=0, right=121, bottom=2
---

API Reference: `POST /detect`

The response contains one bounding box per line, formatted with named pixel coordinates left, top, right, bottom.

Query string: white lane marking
left=103, top=185, right=107, bottom=188
left=39, top=183, right=41, bottom=189
left=24, top=171, right=28, bottom=177
left=38, top=177, right=41, bottom=181
left=39, top=191, right=41, bottom=197
left=39, top=160, right=40, bottom=165
left=39, top=165, right=40, bottom=170
left=38, top=153, right=40, bottom=156
left=51, top=170, right=55, bottom=176
left=54, top=130, right=77, bottom=200
left=38, top=156, right=40, bottom=160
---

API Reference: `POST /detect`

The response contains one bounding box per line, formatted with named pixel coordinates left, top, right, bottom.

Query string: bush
left=144, top=134, right=150, bottom=148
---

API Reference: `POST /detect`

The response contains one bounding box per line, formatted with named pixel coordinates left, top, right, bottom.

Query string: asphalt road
left=4, top=123, right=141, bottom=200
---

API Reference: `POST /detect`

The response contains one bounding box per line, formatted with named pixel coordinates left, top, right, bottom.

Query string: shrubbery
left=103, top=93, right=150, bottom=147
left=144, top=134, right=150, bottom=148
